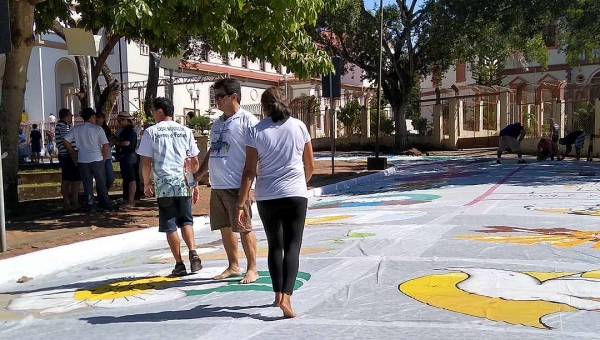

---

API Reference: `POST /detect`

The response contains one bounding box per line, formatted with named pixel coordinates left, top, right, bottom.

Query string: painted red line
left=465, top=165, right=526, bottom=206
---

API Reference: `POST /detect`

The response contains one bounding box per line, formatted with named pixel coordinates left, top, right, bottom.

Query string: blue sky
left=364, top=0, right=425, bottom=11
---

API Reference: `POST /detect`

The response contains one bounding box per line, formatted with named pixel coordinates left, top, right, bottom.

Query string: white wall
left=24, top=46, right=77, bottom=121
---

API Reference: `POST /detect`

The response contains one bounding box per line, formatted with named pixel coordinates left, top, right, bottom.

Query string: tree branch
left=92, top=34, right=121, bottom=85
left=52, top=20, right=66, bottom=42
left=409, top=0, right=419, bottom=13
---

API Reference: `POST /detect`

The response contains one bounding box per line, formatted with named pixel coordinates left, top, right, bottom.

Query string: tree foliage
left=560, top=0, right=600, bottom=66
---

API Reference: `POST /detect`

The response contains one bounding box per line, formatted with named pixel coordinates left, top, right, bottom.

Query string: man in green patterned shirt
left=137, top=97, right=202, bottom=276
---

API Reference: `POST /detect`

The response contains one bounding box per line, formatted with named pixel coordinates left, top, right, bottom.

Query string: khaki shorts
left=498, top=135, right=521, bottom=152
left=210, top=189, right=252, bottom=232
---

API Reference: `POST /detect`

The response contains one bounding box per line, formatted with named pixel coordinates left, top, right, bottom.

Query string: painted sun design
left=456, top=226, right=600, bottom=249
left=7, top=268, right=226, bottom=314
left=6, top=268, right=312, bottom=315
left=399, top=268, right=600, bottom=329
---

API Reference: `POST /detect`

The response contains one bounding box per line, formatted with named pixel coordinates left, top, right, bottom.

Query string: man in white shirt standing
left=138, top=97, right=202, bottom=277
left=63, top=108, right=113, bottom=213
left=195, top=78, right=259, bottom=284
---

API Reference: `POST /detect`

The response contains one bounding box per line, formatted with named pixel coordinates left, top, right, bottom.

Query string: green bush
left=410, top=115, right=429, bottom=136
left=189, top=115, right=212, bottom=131
left=337, top=100, right=362, bottom=136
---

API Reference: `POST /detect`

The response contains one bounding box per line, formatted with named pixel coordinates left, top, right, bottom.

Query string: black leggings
left=257, top=197, right=308, bottom=295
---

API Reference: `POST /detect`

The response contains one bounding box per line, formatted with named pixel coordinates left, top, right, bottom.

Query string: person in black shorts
left=559, top=130, right=586, bottom=161
left=115, top=112, right=138, bottom=208
left=29, top=124, right=42, bottom=163
left=55, top=109, right=81, bottom=211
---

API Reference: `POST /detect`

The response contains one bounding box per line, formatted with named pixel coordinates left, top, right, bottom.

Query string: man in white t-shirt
left=137, top=97, right=202, bottom=277
left=194, top=78, right=259, bottom=284
left=63, top=108, right=113, bottom=213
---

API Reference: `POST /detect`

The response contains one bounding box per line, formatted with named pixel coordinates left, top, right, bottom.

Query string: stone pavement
left=3, top=156, right=600, bottom=339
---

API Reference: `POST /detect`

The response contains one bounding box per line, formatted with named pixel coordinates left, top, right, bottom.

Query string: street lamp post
left=366, top=0, right=388, bottom=170
left=187, top=84, right=201, bottom=117
left=283, top=74, right=289, bottom=97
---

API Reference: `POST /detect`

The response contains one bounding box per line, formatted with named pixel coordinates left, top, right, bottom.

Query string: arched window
left=590, top=72, right=600, bottom=86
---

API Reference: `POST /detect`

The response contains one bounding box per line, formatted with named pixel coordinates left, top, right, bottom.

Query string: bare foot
left=273, top=292, right=282, bottom=306
left=239, top=270, right=259, bottom=284
left=213, top=267, right=242, bottom=280
left=280, top=294, right=297, bottom=318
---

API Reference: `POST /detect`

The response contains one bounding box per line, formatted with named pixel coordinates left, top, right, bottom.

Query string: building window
left=276, top=64, right=283, bottom=74
left=260, top=61, right=266, bottom=71
left=221, top=52, right=229, bottom=65
left=456, top=63, right=466, bottom=83
left=241, top=56, right=248, bottom=68
left=165, top=83, right=171, bottom=100
left=139, top=43, right=149, bottom=56
left=209, top=85, right=216, bottom=108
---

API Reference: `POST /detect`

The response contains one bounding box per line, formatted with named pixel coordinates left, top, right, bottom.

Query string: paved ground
left=3, top=155, right=600, bottom=339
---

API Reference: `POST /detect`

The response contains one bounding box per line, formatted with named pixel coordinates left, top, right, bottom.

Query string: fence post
left=361, top=102, right=370, bottom=138
left=433, top=104, right=442, bottom=147
left=479, top=101, right=484, bottom=133
left=594, top=98, right=600, bottom=139
left=448, top=97, right=459, bottom=150
left=499, top=92, right=509, bottom=128
left=555, top=99, right=566, bottom=138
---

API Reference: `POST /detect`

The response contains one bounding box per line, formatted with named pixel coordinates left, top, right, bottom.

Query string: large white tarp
left=2, top=157, right=600, bottom=339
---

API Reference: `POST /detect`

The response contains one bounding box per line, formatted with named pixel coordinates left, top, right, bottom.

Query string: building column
left=448, top=97, right=459, bottom=150
left=594, top=99, right=600, bottom=158
left=499, top=92, right=509, bottom=128
left=554, top=99, right=566, bottom=138
left=433, top=104, right=443, bottom=147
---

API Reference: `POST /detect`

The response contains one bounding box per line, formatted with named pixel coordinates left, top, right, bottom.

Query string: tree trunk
left=393, top=101, right=409, bottom=151
left=0, top=0, right=36, bottom=214
left=144, top=46, right=161, bottom=117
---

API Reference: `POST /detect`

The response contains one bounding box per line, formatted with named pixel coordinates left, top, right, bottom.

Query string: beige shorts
left=498, top=135, right=521, bottom=152
left=210, top=189, right=252, bottom=232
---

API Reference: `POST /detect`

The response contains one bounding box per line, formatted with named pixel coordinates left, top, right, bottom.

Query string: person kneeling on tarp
left=536, top=138, right=555, bottom=161
left=497, top=122, right=527, bottom=164
left=558, top=130, right=586, bottom=161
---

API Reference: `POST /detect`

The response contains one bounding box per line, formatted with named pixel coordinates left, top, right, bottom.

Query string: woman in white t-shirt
left=237, top=86, right=314, bottom=318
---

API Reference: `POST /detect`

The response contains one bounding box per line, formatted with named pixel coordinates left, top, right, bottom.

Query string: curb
left=307, top=166, right=398, bottom=197
left=0, top=166, right=397, bottom=286
left=0, top=216, right=208, bottom=286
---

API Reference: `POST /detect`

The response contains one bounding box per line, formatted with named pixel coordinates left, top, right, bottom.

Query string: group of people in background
left=137, top=78, right=314, bottom=319
left=496, top=118, right=588, bottom=164
left=53, top=107, right=142, bottom=212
